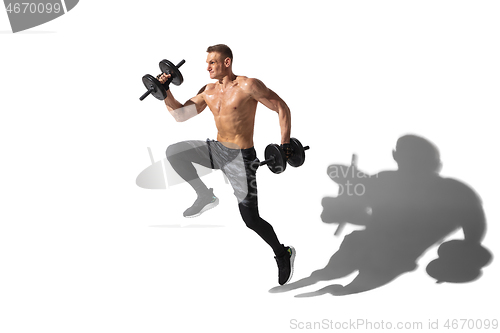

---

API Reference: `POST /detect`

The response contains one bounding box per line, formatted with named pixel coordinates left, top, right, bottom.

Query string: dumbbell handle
left=259, top=156, right=275, bottom=166
left=165, top=60, right=186, bottom=75
left=176, top=59, right=185, bottom=68
left=139, top=88, right=154, bottom=101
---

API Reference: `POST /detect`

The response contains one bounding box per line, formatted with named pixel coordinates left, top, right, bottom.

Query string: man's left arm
left=247, top=78, right=291, bottom=145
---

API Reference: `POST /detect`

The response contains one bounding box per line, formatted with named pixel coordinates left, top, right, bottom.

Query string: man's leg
left=166, top=140, right=219, bottom=217
left=238, top=203, right=287, bottom=256
left=238, top=176, right=295, bottom=285
left=224, top=146, right=295, bottom=285
left=166, top=140, right=213, bottom=193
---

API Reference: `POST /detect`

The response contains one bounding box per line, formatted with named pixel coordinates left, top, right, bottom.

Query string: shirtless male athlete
left=159, top=44, right=295, bottom=285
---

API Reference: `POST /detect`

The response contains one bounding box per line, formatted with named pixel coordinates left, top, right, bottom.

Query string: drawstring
left=206, top=139, right=214, bottom=169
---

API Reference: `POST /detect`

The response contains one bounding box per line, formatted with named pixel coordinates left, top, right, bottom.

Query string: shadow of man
left=271, top=134, right=492, bottom=297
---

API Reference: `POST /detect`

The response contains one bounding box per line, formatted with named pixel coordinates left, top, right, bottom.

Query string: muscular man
left=159, top=44, right=295, bottom=285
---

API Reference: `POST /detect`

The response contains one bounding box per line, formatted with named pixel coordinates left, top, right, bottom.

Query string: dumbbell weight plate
left=159, top=59, right=184, bottom=86
left=264, top=144, right=287, bottom=174
left=142, top=74, right=168, bottom=100
left=288, top=137, right=306, bottom=167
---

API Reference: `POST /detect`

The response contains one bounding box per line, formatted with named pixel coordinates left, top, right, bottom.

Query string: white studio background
left=1, top=1, right=499, bottom=332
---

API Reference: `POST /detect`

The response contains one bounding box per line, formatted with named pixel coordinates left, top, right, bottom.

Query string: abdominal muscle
left=214, top=110, right=256, bottom=150
left=205, top=84, right=258, bottom=150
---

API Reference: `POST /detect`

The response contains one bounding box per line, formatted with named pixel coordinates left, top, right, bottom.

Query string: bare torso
left=202, top=76, right=257, bottom=149
left=162, top=64, right=290, bottom=149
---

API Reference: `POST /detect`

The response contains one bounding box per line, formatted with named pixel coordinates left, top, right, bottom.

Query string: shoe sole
left=184, top=198, right=219, bottom=218
left=284, top=246, right=296, bottom=285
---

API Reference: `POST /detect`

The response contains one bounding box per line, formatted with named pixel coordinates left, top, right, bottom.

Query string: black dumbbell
left=260, top=144, right=288, bottom=174
left=259, top=137, right=310, bottom=174
left=139, top=59, right=185, bottom=101
left=287, top=138, right=310, bottom=167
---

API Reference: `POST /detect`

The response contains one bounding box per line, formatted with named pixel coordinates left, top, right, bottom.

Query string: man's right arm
left=159, top=74, right=207, bottom=122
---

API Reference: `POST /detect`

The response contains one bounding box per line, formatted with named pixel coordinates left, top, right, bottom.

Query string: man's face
left=206, top=52, right=227, bottom=80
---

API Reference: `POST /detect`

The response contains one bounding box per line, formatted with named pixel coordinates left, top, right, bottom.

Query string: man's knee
left=166, top=142, right=191, bottom=162
left=244, top=218, right=264, bottom=231
left=239, top=203, right=261, bottom=230
left=165, top=143, right=177, bottom=161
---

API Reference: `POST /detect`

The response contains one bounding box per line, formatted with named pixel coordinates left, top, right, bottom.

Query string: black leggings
left=166, top=140, right=286, bottom=256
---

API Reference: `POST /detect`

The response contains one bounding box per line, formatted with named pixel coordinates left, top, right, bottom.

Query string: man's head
left=206, top=44, right=233, bottom=80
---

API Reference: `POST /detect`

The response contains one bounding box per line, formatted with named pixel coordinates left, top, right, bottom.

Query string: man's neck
left=218, top=72, right=237, bottom=88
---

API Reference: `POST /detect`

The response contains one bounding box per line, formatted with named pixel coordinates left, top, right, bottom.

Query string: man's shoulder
left=202, top=77, right=264, bottom=95
left=236, top=76, right=252, bottom=87
left=201, top=82, right=217, bottom=94
left=237, top=76, right=262, bottom=85
left=237, top=77, right=267, bottom=94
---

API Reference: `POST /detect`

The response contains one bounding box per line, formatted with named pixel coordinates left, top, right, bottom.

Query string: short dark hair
left=206, top=44, right=233, bottom=62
